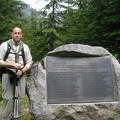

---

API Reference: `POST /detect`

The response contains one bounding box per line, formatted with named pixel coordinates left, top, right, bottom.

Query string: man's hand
left=16, top=69, right=23, bottom=76
left=13, top=63, right=21, bottom=69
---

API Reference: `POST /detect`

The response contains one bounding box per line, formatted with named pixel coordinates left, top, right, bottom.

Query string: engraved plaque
left=46, top=56, right=116, bottom=104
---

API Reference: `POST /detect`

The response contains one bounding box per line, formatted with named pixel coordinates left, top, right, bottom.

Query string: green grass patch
left=21, top=115, right=34, bottom=120
left=22, top=94, right=29, bottom=109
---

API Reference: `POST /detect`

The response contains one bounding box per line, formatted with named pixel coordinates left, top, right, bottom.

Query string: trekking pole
left=6, top=67, right=21, bottom=119
left=13, top=73, right=20, bottom=120
left=5, top=67, right=19, bottom=119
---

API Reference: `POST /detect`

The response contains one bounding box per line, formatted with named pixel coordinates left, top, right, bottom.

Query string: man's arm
left=2, top=61, right=21, bottom=69
left=22, top=44, right=33, bottom=73
left=16, top=44, right=33, bottom=76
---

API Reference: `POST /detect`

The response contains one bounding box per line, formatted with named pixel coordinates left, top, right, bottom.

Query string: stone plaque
left=46, top=56, right=116, bottom=104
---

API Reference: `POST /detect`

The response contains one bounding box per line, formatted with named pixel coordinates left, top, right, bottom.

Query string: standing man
left=0, top=27, right=33, bottom=120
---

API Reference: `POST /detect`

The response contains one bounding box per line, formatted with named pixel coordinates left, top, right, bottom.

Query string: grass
left=21, top=95, right=34, bottom=120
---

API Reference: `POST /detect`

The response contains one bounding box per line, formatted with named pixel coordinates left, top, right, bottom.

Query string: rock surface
left=27, top=44, right=120, bottom=120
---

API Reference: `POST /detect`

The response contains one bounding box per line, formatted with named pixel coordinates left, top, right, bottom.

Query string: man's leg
left=18, top=75, right=25, bottom=117
left=2, top=98, right=13, bottom=120
left=2, top=74, right=14, bottom=120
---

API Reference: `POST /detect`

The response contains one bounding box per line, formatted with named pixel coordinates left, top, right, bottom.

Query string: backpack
left=0, top=40, right=25, bottom=79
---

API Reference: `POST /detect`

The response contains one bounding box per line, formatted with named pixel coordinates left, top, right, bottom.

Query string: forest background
left=0, top=0, right=120, bottom=119
left=0, top=0, right=120, bottom=62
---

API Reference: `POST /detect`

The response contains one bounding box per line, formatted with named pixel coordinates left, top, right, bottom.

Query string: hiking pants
left=2, top=73, right=25, bottom=120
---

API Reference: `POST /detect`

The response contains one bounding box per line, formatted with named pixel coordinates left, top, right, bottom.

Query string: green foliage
left=58, top=0, right=120, bottom=58
left=0, top=0, right=27, bottom=42
left=22, top=0, right=119, bottom=61
left=0, top=0, right=120, bottom=61
left=90, top=0, right=120, bottom=54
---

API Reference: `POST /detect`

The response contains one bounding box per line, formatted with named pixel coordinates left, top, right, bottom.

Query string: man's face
left=11, top=28, right=22, bottom=43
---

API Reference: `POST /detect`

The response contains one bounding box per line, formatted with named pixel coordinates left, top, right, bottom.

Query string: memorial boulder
left=27, top=44, right=120, bottom=120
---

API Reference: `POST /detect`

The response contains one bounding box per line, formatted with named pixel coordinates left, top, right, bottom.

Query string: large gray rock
left=27, top=44, right=120, bottom=120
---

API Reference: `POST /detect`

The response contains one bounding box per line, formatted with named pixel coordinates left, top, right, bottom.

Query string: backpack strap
left=21, top=47, right=26, bottom=66
left=4, top=40, right=26, bottom=65
left=4, top=44, right=11, bottom=61
left=7, top=39, right=24, bottom=63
